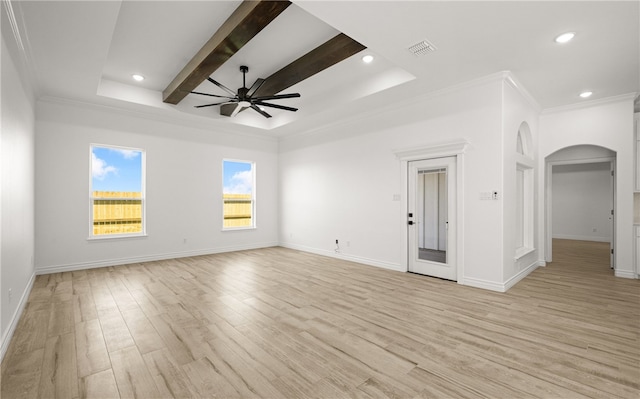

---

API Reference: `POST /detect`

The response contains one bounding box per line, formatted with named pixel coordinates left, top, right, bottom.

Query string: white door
left=408, top=157, right=457, bottom=280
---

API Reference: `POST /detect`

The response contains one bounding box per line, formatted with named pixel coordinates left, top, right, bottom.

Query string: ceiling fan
left=190, top=65, right=300, bottom=118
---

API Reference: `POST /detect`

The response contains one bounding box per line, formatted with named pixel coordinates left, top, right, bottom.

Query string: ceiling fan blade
left=250, top=104, right=272, bottom=118
left=190, top=91, right=236, bottom=99
left=194, top=100, right=235, bottom=108
left=252, top=93, right=301, bottom=101
left=246, top=78, right=266, bottom=97
left=255, top=101, right=298, bottom=112
left=207, top=77, right=237, bottom=97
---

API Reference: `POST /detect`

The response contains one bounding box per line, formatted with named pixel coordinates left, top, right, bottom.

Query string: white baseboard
left=614, top=269, right=637, bottom=279
left=279, top=242, right=404, bottom=272
left=460, top=259, right=542, bottom=293
left=552, top=234, right=611, bottom=243
left=503, top=260, right=541, bottom=291
left=459, top=276, right=506, bottom=292
left=1, top=272, right=35, bottom=362
left=35, top=242, right=279, bottom=275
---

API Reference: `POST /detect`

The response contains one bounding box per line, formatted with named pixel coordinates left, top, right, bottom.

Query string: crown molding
left=541, top=93, right=638, bottom=115
left=1, top=0, right=39, bottom=95
left=503, top=72, right=542, bottom=113
left=37, top=95, right=279, bottom=144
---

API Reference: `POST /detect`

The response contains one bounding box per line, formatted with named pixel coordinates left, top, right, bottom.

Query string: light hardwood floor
left=2, top=239, right=639, bottom=398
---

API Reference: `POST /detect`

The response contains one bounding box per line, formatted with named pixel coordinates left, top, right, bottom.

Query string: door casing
left=394, top=140, right=468, bottom=282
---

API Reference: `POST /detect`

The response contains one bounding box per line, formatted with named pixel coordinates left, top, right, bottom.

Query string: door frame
left=394, top=140, right=468, bottom=281
left=544, top=156, right=616, bottom=266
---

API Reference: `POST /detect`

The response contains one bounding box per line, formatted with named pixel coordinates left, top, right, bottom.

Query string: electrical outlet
left=336, top=239, right=339, bottom=244
left=183, top=238, right=187, bottom=244
left=347, top=241, right=350, bottom=247
left=8, top=288, right=12, bottom=304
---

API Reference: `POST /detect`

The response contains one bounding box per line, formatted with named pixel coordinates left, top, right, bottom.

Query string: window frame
left=88, top=143, right=146, bottom=240
left=222, top=159, right=256, bottom=231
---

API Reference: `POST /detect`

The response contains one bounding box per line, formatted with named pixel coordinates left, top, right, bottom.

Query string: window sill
left=87, top=233, right=148, bottom=241
left=514, top=247, right=535, bottom=260
left=222, top=226, right=256, bottom=232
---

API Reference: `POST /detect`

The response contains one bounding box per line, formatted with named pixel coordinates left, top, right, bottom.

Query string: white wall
left=279, top=75, right=508, bottom=290
left=552, top=162, right=612, bottom=242
left=35, top=99, right=279, bottom=273
left=539, top=97, right=636, bottom=278
left=1, top=24, right=36, bottom=358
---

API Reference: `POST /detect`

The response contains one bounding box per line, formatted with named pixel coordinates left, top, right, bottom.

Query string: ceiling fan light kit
left=191, top=65, right=301, bottom=119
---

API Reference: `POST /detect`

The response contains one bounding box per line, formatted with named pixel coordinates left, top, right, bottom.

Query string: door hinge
left=611, top=249, right=614, bottom=254
left=611, top=209, right=614, bottom=216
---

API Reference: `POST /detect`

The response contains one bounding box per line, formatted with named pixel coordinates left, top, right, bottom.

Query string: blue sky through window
left=91, top=146, right=142, bottom=192
left=223, top=160, right=253, bottom=195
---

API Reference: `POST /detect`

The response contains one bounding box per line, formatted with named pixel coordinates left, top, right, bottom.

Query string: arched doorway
left=545, top=145, right=616, bottom=269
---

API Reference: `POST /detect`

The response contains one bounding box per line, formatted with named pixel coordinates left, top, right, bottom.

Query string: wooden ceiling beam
left=220, top=33, right=366, bottom=116
left=256, top=33, right=366, bottom=97
left=162, top=0, right=291, bottom=105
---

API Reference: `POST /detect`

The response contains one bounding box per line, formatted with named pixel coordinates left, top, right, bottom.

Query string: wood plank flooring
left=2, top=239, right=639, bottom=398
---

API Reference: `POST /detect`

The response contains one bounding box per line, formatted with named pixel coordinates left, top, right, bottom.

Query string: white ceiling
left=9, top=1, right=639, bottom=138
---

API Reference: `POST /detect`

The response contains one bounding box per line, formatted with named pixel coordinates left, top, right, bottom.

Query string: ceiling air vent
left=408, top=39, right=437, bottom=56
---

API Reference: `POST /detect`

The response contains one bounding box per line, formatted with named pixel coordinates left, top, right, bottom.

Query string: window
left=222, top=160, right=255, bottom=229
left=515, top=123, right=534, bottom=257
left=90, top=144, right=145, bottom=238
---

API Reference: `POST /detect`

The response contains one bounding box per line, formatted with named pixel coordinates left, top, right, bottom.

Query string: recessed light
left=132, top=74, right=145, bottom=82
left=555, top=32, right=575, bottom=44
left=362, top=55, right=374, bottom=63
left=579, top=91, right=593, bottom=98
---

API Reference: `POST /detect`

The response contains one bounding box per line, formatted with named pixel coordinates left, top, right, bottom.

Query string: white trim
left=503, top=260, right=541, bottom=291
left=89, top=144, right=146, bottom=239
left=37, top=96, right=278, bottom=144
left=222, top=159, right=256, bottom=230
left=2, top=0, right=27, bottom=57
left=1, top=0, right=38, bottom=95
left=460, top=258, right=540, bottom=292
left=394, top=139, right=470, bottom=161
left=514, top=247, right=535, bottom=260
left=504, top=73, right=542, bottom=113
left=459, top=276, right=506, bottom=292
left=614, top=269, right=637, bottom=279
left=396, top=142, right=466, bottom=281
left=87, top=233, right=148, bottom=241
left=279, top=242, right=404, bottom=272
left=35, top=242, right=279, bottom=275
left=545, top=156, right=616, bottom=263
left=1, top=272, right=35, bottom=362
left=541, top=93, right=637, bottom=115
